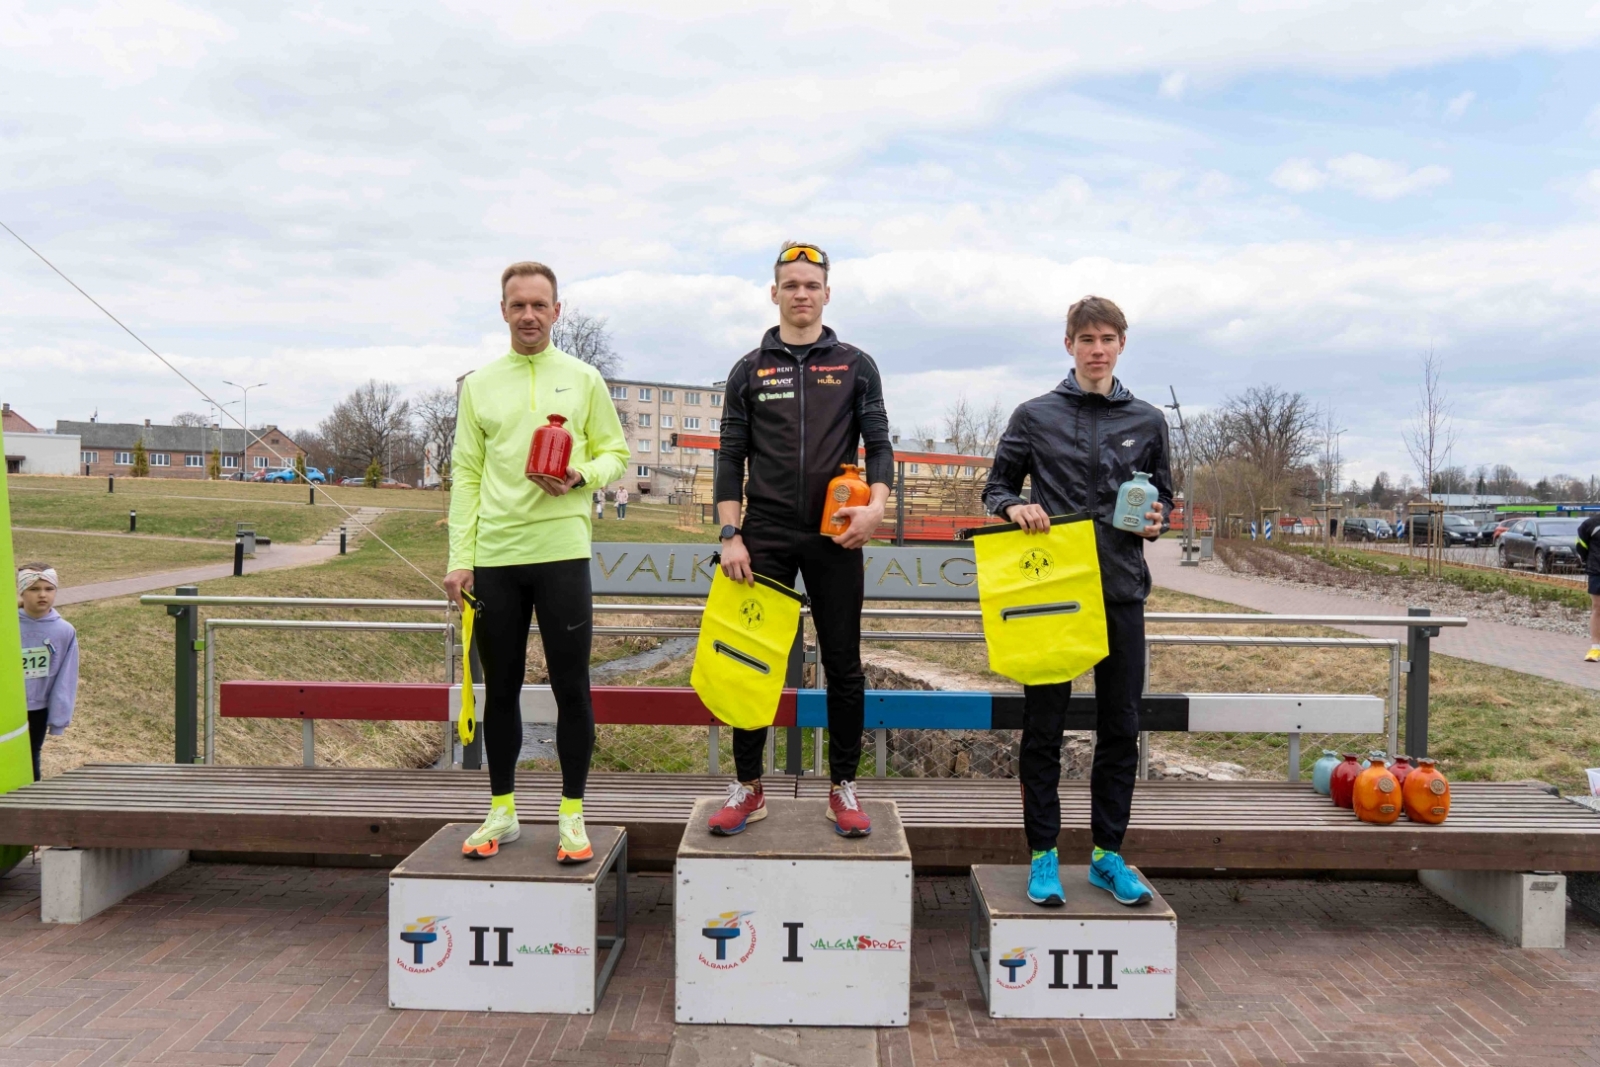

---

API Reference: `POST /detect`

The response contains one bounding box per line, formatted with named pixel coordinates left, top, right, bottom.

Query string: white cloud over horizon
left=2, top=0, right=1599, bottom=486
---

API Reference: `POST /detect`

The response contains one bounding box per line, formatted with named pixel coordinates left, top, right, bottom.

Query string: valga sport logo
left=397, top=915, right=453, bottom=974
left=808, top=934, right=907, bottom=952
left=996, top=947, right=1038, bottom=989
left=699, top=911, right=757, bottom=969
left=518, top=942, right=591, bottom=957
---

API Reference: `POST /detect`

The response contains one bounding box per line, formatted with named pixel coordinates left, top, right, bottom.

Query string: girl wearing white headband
left=17, top=563, right=78, bottom=782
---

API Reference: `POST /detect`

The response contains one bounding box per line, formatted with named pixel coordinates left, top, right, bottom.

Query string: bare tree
left=941, top=395, right=1006, bottom=457
left=1317, top=407, right=1344, bottom=503
left=1219, top=384, right=1319, bottom=508
left=319, top=380, right=413, bottom=480
left=1403, top=350, right=1456, bottom=502
left=171, top=411, right=208, bottom=427
left=551, top=307, right=620, bottom=378
left=414, top=386, right=458, bottom=487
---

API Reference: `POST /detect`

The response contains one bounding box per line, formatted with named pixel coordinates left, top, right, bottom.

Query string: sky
left=3, top=1, right=1599, bottom=488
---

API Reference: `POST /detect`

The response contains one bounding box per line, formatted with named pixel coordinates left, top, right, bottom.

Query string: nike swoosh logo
left=555, top=387, right=571, bottom=392
left=567, top=620, right=588, bottom=631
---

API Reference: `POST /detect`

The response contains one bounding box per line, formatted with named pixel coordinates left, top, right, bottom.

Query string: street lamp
left=222, top=380, right=267, bottom=472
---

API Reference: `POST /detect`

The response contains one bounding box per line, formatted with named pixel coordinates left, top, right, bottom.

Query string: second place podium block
left=675, top=797, right=912, bottom=1027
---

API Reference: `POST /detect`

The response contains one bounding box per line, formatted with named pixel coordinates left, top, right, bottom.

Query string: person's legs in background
left=1586, top=586, right=1599, bottom=662
left=1087, top=599, right=1151, bottom=904
left=27, top=707, right=48, bottom=782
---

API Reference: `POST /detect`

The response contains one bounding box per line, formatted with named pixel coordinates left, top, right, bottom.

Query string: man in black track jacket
left=1577, top=514, right=1600, bottom=663
left=983, top=295, right=1173, bottom=909
left=707, top=240, right=895, bottom=838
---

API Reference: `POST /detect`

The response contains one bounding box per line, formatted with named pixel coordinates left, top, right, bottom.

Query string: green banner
left=0, top=428, right=33, bottom=874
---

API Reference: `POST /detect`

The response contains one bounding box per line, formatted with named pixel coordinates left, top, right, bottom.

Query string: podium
left=969, top=864, right=1176, bottom=1019
left=675, top=798, right=911, bottom=1026
left=388, top=823, right=627, bottom=1014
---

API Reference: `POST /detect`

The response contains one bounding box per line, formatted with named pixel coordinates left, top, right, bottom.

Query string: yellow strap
left=458, top=598, right=477, bottom=746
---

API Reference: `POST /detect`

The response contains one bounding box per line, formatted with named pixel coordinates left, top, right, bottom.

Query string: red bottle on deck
left=1389, top=755, right=1414, bottom=788
left=1330, top=753, right=1362, bottom=809
left=526, top=415, right=573, bottom=482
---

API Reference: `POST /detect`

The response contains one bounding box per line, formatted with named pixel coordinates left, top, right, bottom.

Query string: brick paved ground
left=1146, top=539, right=1600, bottom=692
left=4, top=857, right=1599, bottom=1066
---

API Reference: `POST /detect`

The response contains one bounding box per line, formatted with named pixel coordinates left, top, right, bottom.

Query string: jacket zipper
left=1087, top=396, right=1102, bottom=517
left=796, top=351, right=807, bottom=522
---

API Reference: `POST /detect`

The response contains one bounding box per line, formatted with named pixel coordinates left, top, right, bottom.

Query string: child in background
left=17, top=564, right=79, bottom=782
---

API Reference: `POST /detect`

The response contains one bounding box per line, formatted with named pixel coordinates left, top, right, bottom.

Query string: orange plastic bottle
left=1402, top=757, right=1450, bottom=824
left=1330, top=753, right=1362, bottom=809
left=1352, top=757, right=1402, bottom=824
left=526, top=414, right=573, bottom=481
left=819, top=464, right=871, bottom=535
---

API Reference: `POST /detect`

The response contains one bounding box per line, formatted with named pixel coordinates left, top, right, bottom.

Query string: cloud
left=1159, top=71, right=1188, bottom=100
left=1444, top=90, right=1475, bottom=118
left=1270, top=154, right=1450, bottom=199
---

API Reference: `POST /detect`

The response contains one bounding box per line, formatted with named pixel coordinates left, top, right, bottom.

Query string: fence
left=144, top=542, right=1462, bottom=783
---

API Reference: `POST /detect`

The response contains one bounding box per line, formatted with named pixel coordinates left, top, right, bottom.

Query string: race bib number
left=21, top=645, right=50, bottom=680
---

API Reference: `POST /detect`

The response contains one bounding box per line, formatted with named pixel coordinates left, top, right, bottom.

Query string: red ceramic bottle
left=1389, top=755, right=1414, bottom=788
left=1330, top=753, right=1362, bottom=809
left=526, top=415, right=573, bottom=481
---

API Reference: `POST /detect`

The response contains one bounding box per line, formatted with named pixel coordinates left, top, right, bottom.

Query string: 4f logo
left=1019, top=548, right=1054, bottom=582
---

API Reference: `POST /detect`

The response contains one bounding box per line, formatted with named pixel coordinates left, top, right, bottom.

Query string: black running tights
left=471, top=558, right=594, bottom=798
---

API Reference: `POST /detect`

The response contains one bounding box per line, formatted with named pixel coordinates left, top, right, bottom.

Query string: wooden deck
left=3, top=764, right=1597, bottom=870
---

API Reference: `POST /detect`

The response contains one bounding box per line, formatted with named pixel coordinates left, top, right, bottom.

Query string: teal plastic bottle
left=1311, top=750, right=1340, bottom=795
left=1112, top=472, right=1156, bottom=533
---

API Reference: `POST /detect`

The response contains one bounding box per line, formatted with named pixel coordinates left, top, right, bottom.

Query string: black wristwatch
left=719, top=524, right=741, bottom=541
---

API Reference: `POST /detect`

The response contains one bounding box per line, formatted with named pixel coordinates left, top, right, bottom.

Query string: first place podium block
left=970, top=864, right=1176, bottom=1020
left=388, top=823, right=627, bottom=1015
left=675, top=798, right=911, bottom=1027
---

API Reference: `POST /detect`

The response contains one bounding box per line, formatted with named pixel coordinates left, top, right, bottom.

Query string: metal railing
left=151, top=591, right=1461, bottom=781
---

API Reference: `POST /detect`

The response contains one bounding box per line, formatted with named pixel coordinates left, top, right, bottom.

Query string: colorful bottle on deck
left=820, top=464, right=871, bottom=535
left=1402, top=758, right=1450, bottom=823
left=1389, top=755, right=1414, bottom=788
left=1330, top=753, right=1362, bottom=809
left=1353, top=756, right=1402, bottom=824
left=1112, top=472, right=1156, bottom=533
left=527, top=414, right=573, bottom=481
left=1311, top=750, right=1340, bottom=796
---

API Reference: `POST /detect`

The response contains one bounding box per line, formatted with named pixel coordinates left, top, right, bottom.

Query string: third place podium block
left=969, top=864, right=1177, bottom=1019
left=675, top=797, right=911, bottom=1026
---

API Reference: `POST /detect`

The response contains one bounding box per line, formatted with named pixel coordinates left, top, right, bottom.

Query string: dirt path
left=1148, top=538, right=1600, bottom=691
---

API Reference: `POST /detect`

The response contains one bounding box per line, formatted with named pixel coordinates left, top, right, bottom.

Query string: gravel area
left=1203, top=549, right=1593, bottom=639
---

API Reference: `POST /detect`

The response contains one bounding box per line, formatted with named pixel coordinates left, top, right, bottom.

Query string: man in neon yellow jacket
left=446, top=261, right=629, bottom=862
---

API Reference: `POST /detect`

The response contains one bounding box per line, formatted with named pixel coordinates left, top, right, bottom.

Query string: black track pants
left=1019, top=599, right=1144, bottom=853
left=472, top=558, right=595, bottom=798
left=28, top=708, right=48, bottom=782
left=730, top=519, right=865, bottom=784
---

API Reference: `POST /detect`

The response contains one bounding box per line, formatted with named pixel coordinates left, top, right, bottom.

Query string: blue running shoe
left=1088, top=851, right=1153, bottom=906
left=1027, top=849, right=1064, bottom=906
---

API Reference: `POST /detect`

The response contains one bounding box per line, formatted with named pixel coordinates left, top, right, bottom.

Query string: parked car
left=1498, top=518, right=1583, bottom=573
left=263, top=466, right=327, bottom=484
left=1342, top=517, right=1385, bottom=542
left=1404, top=511, right=1477, bottom=547
left=339, top=476, right=366, bottom=486
left=1486, top=516, right=1525, bottom=544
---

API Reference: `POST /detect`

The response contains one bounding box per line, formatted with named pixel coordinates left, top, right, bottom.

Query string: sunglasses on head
left=776, top=245, right=828, bottom=268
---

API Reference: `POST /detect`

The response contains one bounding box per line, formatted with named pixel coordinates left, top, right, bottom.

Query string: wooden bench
left=6, top=764, right=1596, bottom=873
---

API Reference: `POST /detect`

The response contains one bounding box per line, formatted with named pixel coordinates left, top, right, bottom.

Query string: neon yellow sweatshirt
left=448, top=346, right=630, bottom=571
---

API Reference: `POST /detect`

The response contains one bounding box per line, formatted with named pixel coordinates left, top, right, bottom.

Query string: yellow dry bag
left=457, top=590, right=479, bottom=747
left=969, top=513, right=1109, bottom=686
left=690, top=567, right=804, bottom=730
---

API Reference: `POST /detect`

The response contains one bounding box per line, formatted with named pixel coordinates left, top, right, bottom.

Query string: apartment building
left=58, top=418, right=306, bottom=480
left=603, top=378, right=723, bottom=496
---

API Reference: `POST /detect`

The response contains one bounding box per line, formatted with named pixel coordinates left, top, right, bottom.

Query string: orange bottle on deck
left=1353, top=757, right=1402, bottom=824
left=526, top=414, right=573, bottom=481
left=819, top=464, right=871, bottom=535
left=1402, top=758, right=1450, bottom=824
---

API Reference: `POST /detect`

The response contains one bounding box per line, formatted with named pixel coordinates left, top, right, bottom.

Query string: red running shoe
left=826, top=780, right=871, bottom=836
left=707, top=780, right=766, bottom=835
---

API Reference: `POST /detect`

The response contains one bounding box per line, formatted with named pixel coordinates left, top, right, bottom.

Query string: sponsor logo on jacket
left=757, top=366, right=795, bottom=377
left=757, top=391, right=795, bottom=402
left=809, top=364, right=848, bottom=372
left=814, top=374, right=844, bottom=386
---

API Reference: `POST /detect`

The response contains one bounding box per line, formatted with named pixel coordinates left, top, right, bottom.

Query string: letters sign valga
left=590, top=543, right=978, bottom=602
left=986, top=918, right=1176, bottom=1020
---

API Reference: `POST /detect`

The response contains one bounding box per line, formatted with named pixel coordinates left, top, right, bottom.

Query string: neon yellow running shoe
left=1586, top=648, right=1600, bottom=663
left=557, top=812, right=593, bottom=863
left=462, top=806, right=520, bottom=858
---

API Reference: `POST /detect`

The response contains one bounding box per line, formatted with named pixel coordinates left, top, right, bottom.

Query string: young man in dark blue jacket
left=983, top=295, right=1173, bottom=908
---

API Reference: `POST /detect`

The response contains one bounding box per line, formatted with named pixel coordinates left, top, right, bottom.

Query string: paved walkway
left=1148, top=539, right=1600, bottom=692
left=53, top=508, right=386, bottom=606
left=2, top=857, right=1597, bottom=1065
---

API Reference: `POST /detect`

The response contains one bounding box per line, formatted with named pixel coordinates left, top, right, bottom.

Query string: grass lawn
left=11, top=481, right=343, bottom=543
left=11, top=529, right=235, bottom=585
left=33, top=502, right=1600, bottom=794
